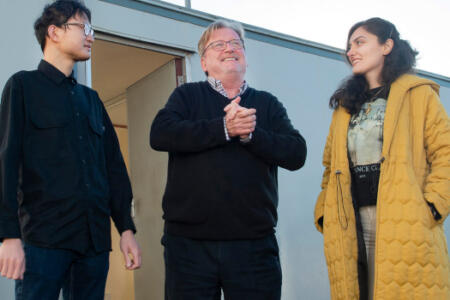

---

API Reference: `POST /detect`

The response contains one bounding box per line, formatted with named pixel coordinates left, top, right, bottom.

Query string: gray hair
left=198, top=19, right=245, bottom=57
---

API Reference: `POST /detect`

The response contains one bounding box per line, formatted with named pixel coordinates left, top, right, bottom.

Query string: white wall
left=0, top=1, right=449, bottom=299
left=0, top=0, right=47, bottom=90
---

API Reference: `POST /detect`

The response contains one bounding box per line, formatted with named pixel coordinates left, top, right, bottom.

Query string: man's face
left=201, top=28, right=246, bottom=80
left=56, top=13, right=94, bottom=62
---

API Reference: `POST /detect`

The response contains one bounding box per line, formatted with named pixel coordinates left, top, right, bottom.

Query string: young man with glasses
left=150, top=20, right=307, bottom=300
left=0, top=1, right=141, bottom=299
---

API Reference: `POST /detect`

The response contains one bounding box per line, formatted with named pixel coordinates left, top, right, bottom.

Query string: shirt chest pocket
left=88, top=114, right=105, bottom=137
left=87, top=113, right=106, bottom=162
left=28, top=106, right=72, bottom=159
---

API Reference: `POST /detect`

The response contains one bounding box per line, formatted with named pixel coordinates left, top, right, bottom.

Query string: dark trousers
left=162, top=233, right=282, bottom=300
left=15, top=243, right=109, bottom=300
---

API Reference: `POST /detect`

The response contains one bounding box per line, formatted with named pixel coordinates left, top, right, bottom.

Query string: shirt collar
left=207, top=76, right=248, bottom=99
left=38, top=59, right=76, bottom=85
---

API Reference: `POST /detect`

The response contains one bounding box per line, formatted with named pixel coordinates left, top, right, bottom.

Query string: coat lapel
left=382, top=80, right=408, bottom=159
left=335, top=107, right=351, bottom=170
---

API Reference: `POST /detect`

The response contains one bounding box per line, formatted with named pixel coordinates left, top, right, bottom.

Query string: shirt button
left=76, top=112, right=80, bottom=117
left=82, top=159, right=86, bottom=164
left=85, top=183, right=90, bottom=188
left=79, top=136, right=83, bottom=140
left=70, top=91, right=75, bottom=95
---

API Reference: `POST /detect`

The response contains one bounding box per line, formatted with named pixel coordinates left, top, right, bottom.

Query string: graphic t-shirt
left=347, top=86, right=388, bottom=206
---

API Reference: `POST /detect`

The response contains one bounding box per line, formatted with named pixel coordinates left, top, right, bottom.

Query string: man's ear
left=200, top=55, right=207, bottom=74
left=383, top=38, right=394, bottom=56
left=47, top=24, right=61, bottom=43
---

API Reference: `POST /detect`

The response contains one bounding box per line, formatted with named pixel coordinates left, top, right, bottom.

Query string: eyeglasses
left=204, top=39, right=244, bottom=54
left=63, top=23, right=94, bottom=37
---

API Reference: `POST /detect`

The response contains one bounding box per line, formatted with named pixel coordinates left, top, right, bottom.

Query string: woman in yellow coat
left=315, top=17, right=449, bottom=300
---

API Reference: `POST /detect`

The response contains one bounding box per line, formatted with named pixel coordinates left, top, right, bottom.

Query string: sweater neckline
left=203, top=80, right=252, bottom=102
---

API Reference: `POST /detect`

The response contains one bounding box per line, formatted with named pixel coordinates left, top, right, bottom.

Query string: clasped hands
left=224, top=96, right=256, bottom=139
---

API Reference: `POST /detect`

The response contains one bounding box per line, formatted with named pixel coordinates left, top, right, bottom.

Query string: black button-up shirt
left=0, top=60, right=135, bottom=254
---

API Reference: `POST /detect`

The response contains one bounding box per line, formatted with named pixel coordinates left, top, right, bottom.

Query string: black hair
left=329, top=17, right=418, bottom=114
left=34, top=0, right=91, bottom=51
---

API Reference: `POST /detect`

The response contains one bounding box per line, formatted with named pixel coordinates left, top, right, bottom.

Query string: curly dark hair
left=34, top=0, right=91, bottom=52
left=329, top=17, right=418, bottom=114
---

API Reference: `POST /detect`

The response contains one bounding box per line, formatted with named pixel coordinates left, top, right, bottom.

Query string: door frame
left=75, top=31, right=194, bottom=88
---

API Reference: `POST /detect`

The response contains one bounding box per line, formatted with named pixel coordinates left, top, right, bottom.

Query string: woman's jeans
left=360, top=205, right=376, bottom=300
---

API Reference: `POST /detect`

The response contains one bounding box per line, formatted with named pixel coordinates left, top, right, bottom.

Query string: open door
left=126, top=59, right=181, bottom=299
left=91, top=36, right=188, bottom=299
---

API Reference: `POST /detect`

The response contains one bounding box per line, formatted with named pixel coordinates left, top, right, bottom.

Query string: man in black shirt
left=150, top=20, right=307, bottom=300
left=0, top=1, right=141, bottom=299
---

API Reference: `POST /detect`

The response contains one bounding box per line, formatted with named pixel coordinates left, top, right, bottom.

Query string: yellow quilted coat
left=314, top=74, right=450, bottom=299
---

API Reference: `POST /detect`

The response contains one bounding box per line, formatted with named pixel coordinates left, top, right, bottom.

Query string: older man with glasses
left=150, top=20, right=307, bottom=300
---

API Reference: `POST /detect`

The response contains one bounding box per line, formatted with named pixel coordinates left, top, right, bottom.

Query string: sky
left=163, top=0, right=450, bottom=78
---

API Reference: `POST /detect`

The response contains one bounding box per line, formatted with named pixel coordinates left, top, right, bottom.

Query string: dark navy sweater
left=150, top=81, right=306, bottom=240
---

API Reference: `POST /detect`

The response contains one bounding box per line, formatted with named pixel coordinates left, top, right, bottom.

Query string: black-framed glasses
left=63, top=23, right=94, bottom=37
left=204, top=39, right=244, bottom=53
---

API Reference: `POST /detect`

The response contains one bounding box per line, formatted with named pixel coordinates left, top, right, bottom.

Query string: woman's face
left=347, top=26, right=391, bottom=80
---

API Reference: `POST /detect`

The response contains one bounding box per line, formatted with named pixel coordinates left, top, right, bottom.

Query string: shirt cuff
left=223, top=117, right=230, bottom=141
left=240, top=132, right=252, bottom=143
left=0, top=219, right=22, bottom=243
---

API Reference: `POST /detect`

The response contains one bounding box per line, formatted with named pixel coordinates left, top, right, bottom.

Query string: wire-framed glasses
left=204, top=39, right=244, bottom=53
left=63, top=23, right=94, bottom=37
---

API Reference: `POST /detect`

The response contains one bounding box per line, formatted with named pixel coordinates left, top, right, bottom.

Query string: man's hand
left=226, top=107, right=256, bottom=137
left=224, top=96, right=256, bottom=138
left=119, top=230, right=142, bottom=270
left=0, top=238, right=25, bottom=280
left=224, top=97, right=244, bottom=122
